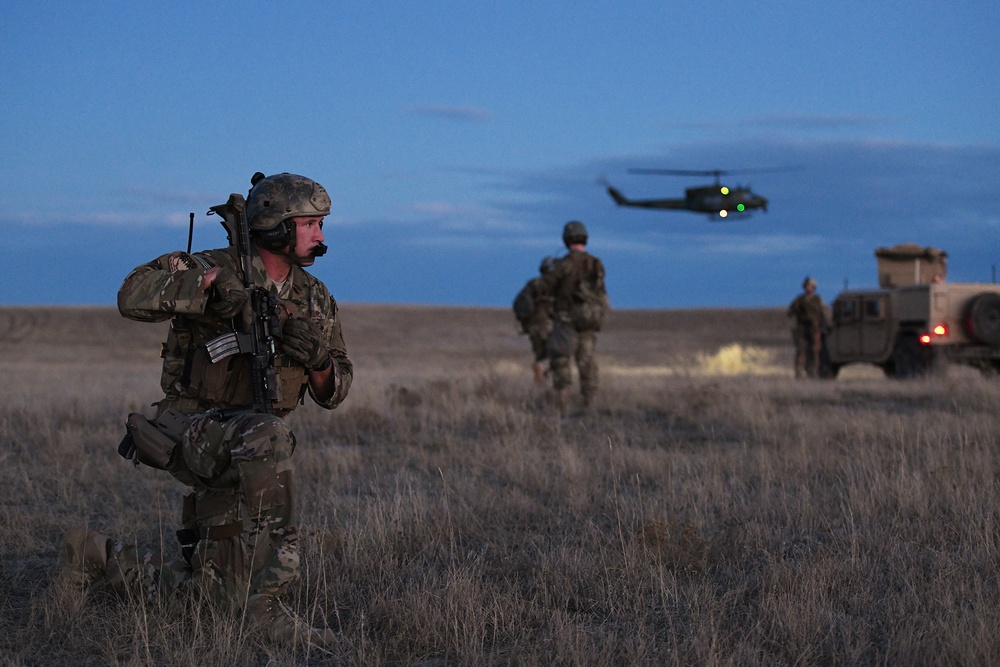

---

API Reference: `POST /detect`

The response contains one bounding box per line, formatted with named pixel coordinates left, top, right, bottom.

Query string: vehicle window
left=864, top=298, right=884, bottom=320
left=834, top=299, right=859, bottom=323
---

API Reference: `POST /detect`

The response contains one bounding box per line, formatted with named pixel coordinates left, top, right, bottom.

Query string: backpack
left=570, top=260, right=610, bottom=332
left=512, top=280, right=536, bottom=332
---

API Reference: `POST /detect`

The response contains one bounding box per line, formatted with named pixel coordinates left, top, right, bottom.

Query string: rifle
left=205, top=193, right=283, bottom=415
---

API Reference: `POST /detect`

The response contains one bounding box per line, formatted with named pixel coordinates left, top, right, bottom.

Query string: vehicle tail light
left=920, top=323, right=948, bottom=345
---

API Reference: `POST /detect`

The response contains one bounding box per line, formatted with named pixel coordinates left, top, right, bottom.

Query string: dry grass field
left=2, top=304, right=999, bottom=665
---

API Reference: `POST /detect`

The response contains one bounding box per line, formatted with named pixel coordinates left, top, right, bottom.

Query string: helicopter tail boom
left=606, top=186, right=687, bottom=210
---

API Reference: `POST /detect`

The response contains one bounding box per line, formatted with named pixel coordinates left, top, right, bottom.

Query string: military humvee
left=826, top=244, right=1000, bottom=378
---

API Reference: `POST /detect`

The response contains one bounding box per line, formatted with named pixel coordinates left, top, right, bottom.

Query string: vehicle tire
left=891, top=336, right=933, bottom=379
left=965, top=293, right=1000, bottom=345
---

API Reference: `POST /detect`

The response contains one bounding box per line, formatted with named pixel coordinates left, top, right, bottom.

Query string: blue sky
left=2, top=1, right=998, bottom=308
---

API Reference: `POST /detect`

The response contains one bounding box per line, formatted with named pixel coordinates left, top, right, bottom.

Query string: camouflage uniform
left=543, top=248, right=606, bottom=409
left=788, top=283, right=826, bottom=378
left=104, top=244, right=352, bottom=609
left=523, top=276, right=555, bottom=365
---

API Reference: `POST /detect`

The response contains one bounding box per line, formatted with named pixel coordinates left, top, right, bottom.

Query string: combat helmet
left=562, top=220, right=588, bottom=247
left=246, top=172, right=331, bottom=248
left=539, top=256, right=557, bottom=274
left=803, top=276, right=817, bottom=289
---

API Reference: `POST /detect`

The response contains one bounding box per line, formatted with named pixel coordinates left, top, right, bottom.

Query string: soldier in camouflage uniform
left=61, top=173, right=352, bottom=647
left=787, top=276, right=827, bottom=378
left=524, top=257, right=556, bottom=384
left=542, top=221, right=607, bottom=415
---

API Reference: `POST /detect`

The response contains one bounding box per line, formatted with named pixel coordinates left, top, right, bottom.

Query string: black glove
left=281, top=317, right=330, bottom=370
left=206, top=268, right=248, bottom=319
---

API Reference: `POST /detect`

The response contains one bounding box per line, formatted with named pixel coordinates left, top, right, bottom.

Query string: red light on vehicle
left=919, top=334, right=932, bottom=345
left=932, top=323, right=948, bottom=337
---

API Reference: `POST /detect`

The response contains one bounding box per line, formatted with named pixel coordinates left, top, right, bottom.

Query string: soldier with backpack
left=513, top=257, right=556, bottom=384
left=541, top=221, right=609, bottom=415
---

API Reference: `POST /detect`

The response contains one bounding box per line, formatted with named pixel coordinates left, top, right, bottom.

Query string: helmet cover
left=246, top=173, right=331, bottom=232
left=562, top=220, right=588, bottom=246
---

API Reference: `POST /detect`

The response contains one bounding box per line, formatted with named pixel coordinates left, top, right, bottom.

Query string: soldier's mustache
left=311, top=242, right=328, bottom=258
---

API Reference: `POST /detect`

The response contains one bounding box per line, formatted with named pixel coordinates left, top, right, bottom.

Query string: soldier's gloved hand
left=281, top=317, right=331, bottom=370
left=206, top=268, right=248, bottom=319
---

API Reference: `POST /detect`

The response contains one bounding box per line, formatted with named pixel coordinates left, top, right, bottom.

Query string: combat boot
left=60, top=528, right=111, bottom=587
left=248, top=593, right=336, bottom=648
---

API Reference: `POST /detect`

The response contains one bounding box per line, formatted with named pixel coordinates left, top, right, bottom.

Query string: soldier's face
left=289, top=216, right=326, bottom=266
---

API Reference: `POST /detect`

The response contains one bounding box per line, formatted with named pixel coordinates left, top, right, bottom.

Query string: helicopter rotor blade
left=626, top=166, right=801, bottom=178
left=627, top=168, right=723, bottom=177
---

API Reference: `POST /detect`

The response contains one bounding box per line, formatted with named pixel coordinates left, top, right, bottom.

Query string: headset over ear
left=252, top=220, right=293, bottom=250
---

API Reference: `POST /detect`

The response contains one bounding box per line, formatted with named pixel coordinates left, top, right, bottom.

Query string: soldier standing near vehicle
left=788, top=276, right=826, bottom=378
left=513, top=256, right=556, bottom=384
left=542, top=221, right=609, bottom=415
left=60, top=172, right=352, bottom=647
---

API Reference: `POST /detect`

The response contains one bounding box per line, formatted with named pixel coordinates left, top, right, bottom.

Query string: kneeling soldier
left=62, top=172, right=353, bottom=647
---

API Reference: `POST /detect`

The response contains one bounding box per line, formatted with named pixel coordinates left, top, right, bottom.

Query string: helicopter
left=605, top=168, right=783, bottom=219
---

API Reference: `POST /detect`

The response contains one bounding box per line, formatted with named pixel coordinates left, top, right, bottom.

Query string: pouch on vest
left=119, top=413, right=181, bottom=470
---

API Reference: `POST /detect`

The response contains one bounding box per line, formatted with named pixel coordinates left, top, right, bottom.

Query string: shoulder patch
left=167, top=252, right=199, bottom=272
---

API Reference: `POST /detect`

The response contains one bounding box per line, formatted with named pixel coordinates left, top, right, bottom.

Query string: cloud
left=1, top=211, right=175, bottom=227
left=408, top=201, right=476, bottom=217
left=113, top=185, right=220, bottom=206
left=404, top=234, right=494, bottom=250
left=762, top=113, right=887, bottom=130
left=668, top=112, right=893, bottom=130
left=404, top=105, right=493, bottom=122
left=4, top=183, right=224, bottom=229
left=663, top=113, right=889, bottom=133
left=7, top=134, right=999, bottom=308
left=404, top=200, right=531, bottom=234
left=469, top=136, right=1000, bottom=294
left=692, top=233, right=828, bottom=256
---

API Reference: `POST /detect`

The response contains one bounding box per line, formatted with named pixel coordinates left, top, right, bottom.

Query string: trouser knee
left=229, top=414, right=296, bottom=462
